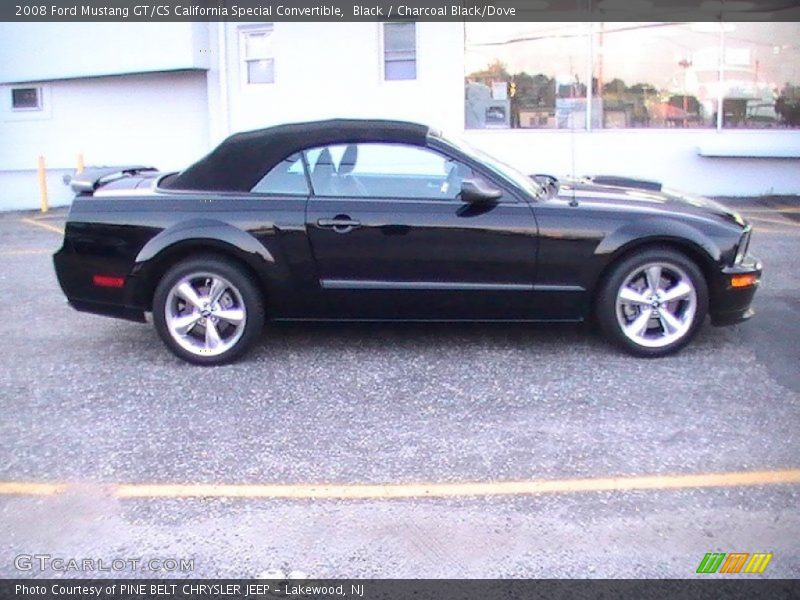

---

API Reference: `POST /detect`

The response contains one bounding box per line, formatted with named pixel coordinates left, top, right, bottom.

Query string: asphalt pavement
left=0, top=197, right=798, bottom=578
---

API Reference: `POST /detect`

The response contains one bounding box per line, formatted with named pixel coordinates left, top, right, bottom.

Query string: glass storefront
left=465, top=22, right=800, bottom=130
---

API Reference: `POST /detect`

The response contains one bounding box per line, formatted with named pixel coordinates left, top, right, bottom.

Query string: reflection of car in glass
left=665, top=95, right=704, bottom=126
left=776, top=97, right=800, bottom=127
left=53, top=120, right=762, bottom=365
left=720, top=98, right=780, bottom=128
left=745, top=101, right=778, bottom=126
left=486, top=107, right=505, bottom=119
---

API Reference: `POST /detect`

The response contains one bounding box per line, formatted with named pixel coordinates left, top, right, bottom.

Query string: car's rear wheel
left=153, top=256, right=264, bottom=365
left=596, top=247, right=708, bottom=357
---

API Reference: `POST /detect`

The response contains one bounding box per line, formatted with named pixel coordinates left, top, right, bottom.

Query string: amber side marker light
left=93, top=275, right=125, bottom=288
left=730, top=274, right=758, bottom=288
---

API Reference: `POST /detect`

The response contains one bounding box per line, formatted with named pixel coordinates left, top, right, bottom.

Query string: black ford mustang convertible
left=54, top=119, right=761, bottom=365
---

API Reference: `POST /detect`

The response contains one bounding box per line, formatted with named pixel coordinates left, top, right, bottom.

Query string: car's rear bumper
left=67, top=298, right=146, bottom=323
left=709, top=255, right=762, bottom=327
left=54, top=246, right=146, bottom=323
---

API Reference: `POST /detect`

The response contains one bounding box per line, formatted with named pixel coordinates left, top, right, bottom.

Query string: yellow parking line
left=32, top=213, right=68, bottom=221
left=0, top=482, right=67, bottom=496
left=1, top=469, right=798, bottom=501
left=753, top=226, right=800, bottom=235
left=20, top=218, right=64, bottom=235
left=746, top=215, right=800, bottom=228
left=739, top=206, right=800, bottom=214
left=113, top=468, right=800, bottom=500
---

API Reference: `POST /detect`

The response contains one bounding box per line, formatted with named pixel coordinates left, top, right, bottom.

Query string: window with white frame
left=464, top=22, right=800, bottom=130
left=383, top=22, right=417, bottom=81
left=11, top=87, right=42, bottom=111
left=241, top=25, right=275, bottom=84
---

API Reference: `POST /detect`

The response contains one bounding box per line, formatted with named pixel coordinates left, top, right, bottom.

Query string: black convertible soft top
left=164, top=119, right=431, bottom=192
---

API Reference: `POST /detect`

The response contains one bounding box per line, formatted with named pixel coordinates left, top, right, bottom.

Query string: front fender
left=582, top=216, right=729, bottom=298
left=594, top=216, right=723, bottom=263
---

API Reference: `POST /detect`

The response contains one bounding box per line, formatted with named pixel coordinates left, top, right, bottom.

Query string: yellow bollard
left=77, top=153, right=85, bottom=174
left=37, top=155, right=49, bottom=213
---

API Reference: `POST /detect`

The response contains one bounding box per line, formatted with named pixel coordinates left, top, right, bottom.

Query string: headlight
left=734, top=226, right=751, bottom=265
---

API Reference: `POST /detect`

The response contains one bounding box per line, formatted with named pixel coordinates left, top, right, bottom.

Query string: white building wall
left=463, top=129, right=800, bottom=197
left=0, top=21, right=797, bottom=212
left=0, top=23, right=210, bottom=83
left=0, top=70, right=210, bottom=210
left=222, top=22, right=466, bottom=140
left=220, top=21, right=799, bottom=197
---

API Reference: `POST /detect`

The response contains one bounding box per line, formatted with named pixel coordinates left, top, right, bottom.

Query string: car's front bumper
left=709, top=255, right=762, bottom=327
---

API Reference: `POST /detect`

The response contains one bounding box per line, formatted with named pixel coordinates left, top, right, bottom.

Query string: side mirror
left=532, top=174, right=560, bottom=197
left=460, top=178, right=502, bottom=204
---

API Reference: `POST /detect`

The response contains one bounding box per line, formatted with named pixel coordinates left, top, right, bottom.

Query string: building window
left=465, top=23, right=590, bottom=129
left=716, top=22, right=800, bottom=129
left=591, top=23, right=722, bottom=129
left=384, top=22, right=417, bottom=81
left=241, top=26, right=275, bottom=84
left=11, top=87, right=41, bottom=111
left=465, top=22, right=800, bottom=130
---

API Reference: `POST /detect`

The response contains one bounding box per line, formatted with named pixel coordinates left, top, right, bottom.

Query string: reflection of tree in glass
left=468, top=59, right=509, bottom=82
left=467, top=61, right=562, bottom=128
left=596, top=78, right=657, bottom=128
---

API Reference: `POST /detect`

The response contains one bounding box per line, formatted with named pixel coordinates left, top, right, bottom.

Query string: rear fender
left=128, top=219, right=279, bottom=308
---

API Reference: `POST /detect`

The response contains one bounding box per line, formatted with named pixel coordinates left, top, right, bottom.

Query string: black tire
left=595, top=247, right=709, bottom=357
left=152, top=255, right=265, bottom=365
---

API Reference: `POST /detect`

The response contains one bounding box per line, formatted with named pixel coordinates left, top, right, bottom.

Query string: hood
left=552, top=175, right=747, bottom=229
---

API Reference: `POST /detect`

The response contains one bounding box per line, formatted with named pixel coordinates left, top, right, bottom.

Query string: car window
left=304, top=143, right=485, bottom=200
left=436, top=133, right=542, bottom=199
left=250, top=153, right=309, bottom=195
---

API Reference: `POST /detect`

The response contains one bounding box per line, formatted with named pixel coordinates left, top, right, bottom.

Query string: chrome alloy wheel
left=615, top=262, right=697, bottom=349
left=164, top=272, right=247, bottom=357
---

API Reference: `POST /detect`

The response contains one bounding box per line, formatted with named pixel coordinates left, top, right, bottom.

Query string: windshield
left=434, top=132, right=544, bottom=199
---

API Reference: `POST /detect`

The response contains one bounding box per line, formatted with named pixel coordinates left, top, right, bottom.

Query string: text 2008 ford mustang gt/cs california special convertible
left=53, top=119, right=762, bottom=365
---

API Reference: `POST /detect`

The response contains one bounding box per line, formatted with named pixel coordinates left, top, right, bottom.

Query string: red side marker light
left=93, top=274, right=125, bottom=288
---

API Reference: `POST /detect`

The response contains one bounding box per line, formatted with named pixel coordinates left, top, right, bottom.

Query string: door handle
left=317, top=215, right=362, bottom=233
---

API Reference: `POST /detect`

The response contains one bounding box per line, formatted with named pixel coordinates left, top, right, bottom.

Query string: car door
left=304, top=142, right=540, bottom=320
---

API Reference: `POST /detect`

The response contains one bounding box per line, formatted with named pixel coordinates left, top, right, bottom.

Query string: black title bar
left=4, top=0, right=800, bottom=22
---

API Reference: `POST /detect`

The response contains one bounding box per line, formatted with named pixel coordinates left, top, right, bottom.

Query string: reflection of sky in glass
left=245, top=29, right=273, bottom=57
left=465, top=22, right=800, bottom=97
left=385, top=23, right=417, bottom=80
left=466, top=23, right=589, bottom=82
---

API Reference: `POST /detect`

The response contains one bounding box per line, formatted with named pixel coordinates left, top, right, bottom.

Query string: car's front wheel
left=596, top=247, right=708, bottom=357
left=153, top=256, right=265, bottom=365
